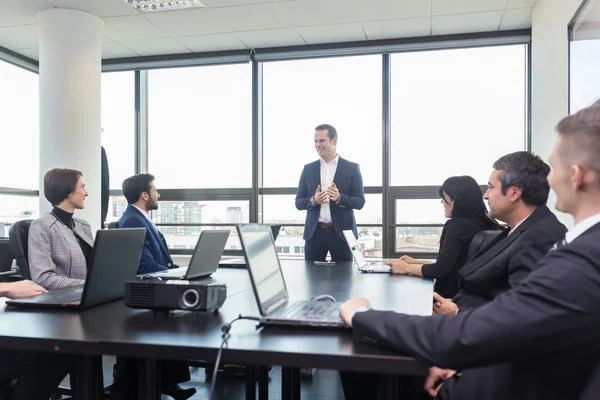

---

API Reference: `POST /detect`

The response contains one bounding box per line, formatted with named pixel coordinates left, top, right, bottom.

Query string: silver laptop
left=343, top=230, right=391, bottom=273
left=7, top=228, right=146, bottom=309
left=150, top=230, right=230, bottom=280
left=237, top=224, right=347, bottom=329
left=219, top=225, right=281, bottom=267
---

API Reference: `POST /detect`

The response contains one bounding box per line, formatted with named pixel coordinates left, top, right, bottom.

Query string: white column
left=38, top=8, right=103, bottom=233
left=531, top=0, right=583, bottom=229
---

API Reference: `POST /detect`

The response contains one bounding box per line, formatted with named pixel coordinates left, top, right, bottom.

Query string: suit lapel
left=460, top=206, right=548, bottom=277
left=332, top=157, right=344, bottom=184
left=146, top=218, right=171, bottom=261
left=73, top=223, right=94, bottom=248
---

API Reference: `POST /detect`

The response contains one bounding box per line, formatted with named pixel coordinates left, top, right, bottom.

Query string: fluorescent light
left=125, top=0, right=205, bottom=12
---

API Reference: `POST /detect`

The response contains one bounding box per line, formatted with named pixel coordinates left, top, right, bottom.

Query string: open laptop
left=238, top=224, right=347, bottom=328
left=148, top=230, right=230, bottom=280
left=7, top=228, right=145, bottom=310
left=343, top=230, right=391, bottom=273
left=219, top=225, right=281, bottom=267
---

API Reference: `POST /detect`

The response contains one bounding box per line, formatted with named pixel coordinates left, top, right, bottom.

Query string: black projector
left=125, top=279, right=227, bottom=312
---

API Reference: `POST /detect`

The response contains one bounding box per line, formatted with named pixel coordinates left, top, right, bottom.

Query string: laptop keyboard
left=47, top=289, right=82, bottom=303
left=283, top=301, right=339, bottom=320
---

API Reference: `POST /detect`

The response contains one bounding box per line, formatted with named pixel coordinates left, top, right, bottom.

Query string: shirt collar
left=565, top=212, right=600, bottom=244
left=132, top=204, right=152, bottom=222
left=320, top=154, right=340, bottom=166
left=508, top=215, right=528, bottom=235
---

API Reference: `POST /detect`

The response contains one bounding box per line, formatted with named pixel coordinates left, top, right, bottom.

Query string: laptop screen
left=342, top=230, right=367, bottom=267
left=238, top=224, right=288, bottom=315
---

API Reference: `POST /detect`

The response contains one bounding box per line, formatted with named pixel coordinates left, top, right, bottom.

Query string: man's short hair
left=122, top=173, right=155, bottom=204
left=315, top=124, right=337, bottom=141
left=492, top=151, right=551, bottom=206
left=43, top=168, right=83, bottom=206
left=555, top=105, right=600, bottom=186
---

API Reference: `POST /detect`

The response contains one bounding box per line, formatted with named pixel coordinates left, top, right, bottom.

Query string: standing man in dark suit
left=118, top=173, right=178, bottom=274
left=339, top=105, right=600, bottom=400
left=295, top=124, right=365, bottom=262
left=431, top=151, right=566, bottom=314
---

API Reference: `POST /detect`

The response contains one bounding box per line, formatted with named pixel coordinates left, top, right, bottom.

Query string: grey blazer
left=28, top=213, right=94, bottom=289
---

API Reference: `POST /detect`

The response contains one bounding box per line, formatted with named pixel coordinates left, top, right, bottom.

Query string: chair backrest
left=8, top=220, right=34, bottom=280
left=107, top=221, right=119, bottom=229
left=467, top=230, right=504, bottom=261
left=0, top=238, right=14, bottom=273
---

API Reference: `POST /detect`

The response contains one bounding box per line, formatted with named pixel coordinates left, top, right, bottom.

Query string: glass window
left=390, top=45, right=527, bottom=186
left=262, top=55, right=382, bottom=188
left=395, top=227, right=444, bottom=253
left=570, top=0, right=600, bottom=112
left=148, top=64, right=252, bottom=188
left=101, top=71, right=136, bottom=190
left=0, top=61, right=39, bottom=189
left=263, top=194, right=382, bottom=257
left=0, top=195, right=39, bottom=236
left=395, top=199, right=449, bottom=225
left=150, top=200, right=249, bottom=251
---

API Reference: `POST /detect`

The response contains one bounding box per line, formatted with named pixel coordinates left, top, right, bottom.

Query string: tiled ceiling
left=0, top=0, right=538, bottom=61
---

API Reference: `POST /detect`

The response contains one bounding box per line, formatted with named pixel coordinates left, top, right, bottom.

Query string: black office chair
left=0, top=239, right=16, bottom=282
left=467, top=229, right=505, bottom=261
left=8, top=220, right=33, bottom=280
left=107, top=221, right=118, bottom=229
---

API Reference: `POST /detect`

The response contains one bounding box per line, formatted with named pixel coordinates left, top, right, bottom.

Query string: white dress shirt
left=565, top=212, right=600, bottom=244
left=132, top=205, right=158, bottom=232
left=318, top=154, right=340, bottom=223
left=508, top=215, right=529, bottom=235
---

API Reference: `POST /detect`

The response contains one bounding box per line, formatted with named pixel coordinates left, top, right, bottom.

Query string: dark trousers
left=0, top=350, right=74, bottom=400
left=305, top=226, right=352, bottom=262
left=339, top=371, right=429, bottom=400
left=110, top=357, right=191, bottom=400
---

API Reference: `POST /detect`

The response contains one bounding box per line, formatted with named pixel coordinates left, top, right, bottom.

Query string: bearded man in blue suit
left=118, top=173, right=178, bottom=274
left=296, top=124, right=365, bottom=262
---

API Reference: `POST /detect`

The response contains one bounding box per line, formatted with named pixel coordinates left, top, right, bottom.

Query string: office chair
left=467, top=229, right=505, bottom=261
left=0, top=238, right=16, bottom=282
left=8, top=220, right=34, bottom=280
left=107, top=221, right=118, bottom=229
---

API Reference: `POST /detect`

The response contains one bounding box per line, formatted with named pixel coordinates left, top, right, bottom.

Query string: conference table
left=0, top=260, right=434, bottom=400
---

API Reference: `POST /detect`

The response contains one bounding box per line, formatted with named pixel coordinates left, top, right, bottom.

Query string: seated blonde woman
left=28, top=168, right=93, bottom=289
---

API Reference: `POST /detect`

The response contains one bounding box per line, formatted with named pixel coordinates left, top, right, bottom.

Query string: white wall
left=531, top=0, right=584, bottom=228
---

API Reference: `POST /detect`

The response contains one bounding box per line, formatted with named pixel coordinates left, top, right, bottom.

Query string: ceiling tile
left=144, top=3, right=290, bottom=37
left=15, top=48, right=39, bottom=61
left=200, top=0, right=276, bottom=7
left=236, top=28, right=305, bottom=48
left=432, top=11, right=503, bottom=35
left=45, top=0, right=139, bottom=17
left=432, top=0, right=508, bottom=16
left=101, top=15, right=168, bottom=41
left=360, top=0, right=430, bottom=22
left=281, top=0, right=362, bottom=27
left=363, top=17, right=430, bottom=40
left=507, top=0, right=536, bottom=8
left=0, top=24, right=40, bottom=50
left=298, top=23, right=366, bottom=44
left=102, top=41, right=139, bottom=58
left=175, top=33, right=248, bottom=52
left=500, top=7, right=531, bottom=30
left=0, top=0, right=54, bottom=27
left=119, top=37, right=192, bottom=56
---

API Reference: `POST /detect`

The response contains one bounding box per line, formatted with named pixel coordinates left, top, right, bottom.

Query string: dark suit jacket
left=295, top=157, right=365, bottom=241
left=118, top=205, right=177, bottom=274
left=352, top=222, right=600, bottom=400
left=453, top=205, right=567, bottom=309
left=421, top=217, right=500, bottom=299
